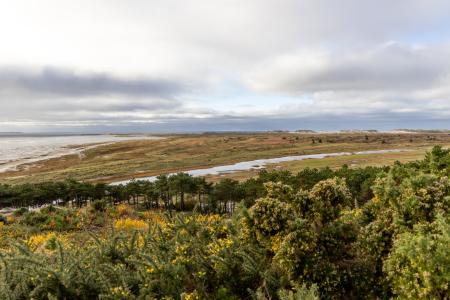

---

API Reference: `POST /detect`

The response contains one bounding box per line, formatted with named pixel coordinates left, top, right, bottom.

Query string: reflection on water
left=113, top=149, right=408, bottom=185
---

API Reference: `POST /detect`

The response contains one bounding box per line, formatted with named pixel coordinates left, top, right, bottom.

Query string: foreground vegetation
left=0, top=146, right=449, bottom=299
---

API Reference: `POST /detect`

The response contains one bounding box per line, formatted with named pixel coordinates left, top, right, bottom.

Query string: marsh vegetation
left=1, top=132, right=450, bottom=185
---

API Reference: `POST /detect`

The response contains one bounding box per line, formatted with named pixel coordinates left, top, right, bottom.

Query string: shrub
left=0, top=214, right=7, bottom=224
left=114, top=218, right=148, bottom=231
left=90, top=200, right=107, bottom=212
left=26, top=232, right=66, bottom=252
left=13, top=207, right=29, bottom=217
left=21, top=211, right=50, bottom=227
left=116, top=204, right=133, bottom=217
left=277, top=284, right=319, bottom=300
left=384, top=215, right=450, bottom=299
left=19, top=208, right=80, bottom=231
left=0, top=147, right=449, bottom=299
left=41, top=205, right=58, bottom=214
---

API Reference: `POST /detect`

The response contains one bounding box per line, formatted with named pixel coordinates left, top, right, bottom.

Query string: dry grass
left=1, top=132, right=450, bottom=184
left=204, top=149, right=428, bottom=182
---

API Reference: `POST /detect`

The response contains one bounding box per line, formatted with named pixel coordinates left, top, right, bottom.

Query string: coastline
left=0, top=135, right=164, bottom=173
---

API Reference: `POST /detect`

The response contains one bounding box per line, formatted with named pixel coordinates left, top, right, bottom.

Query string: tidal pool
left=113, top=149, right=408, bottom=185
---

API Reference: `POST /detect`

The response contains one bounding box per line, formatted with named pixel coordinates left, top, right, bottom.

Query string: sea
left=0, top=133, right=162, bottom=172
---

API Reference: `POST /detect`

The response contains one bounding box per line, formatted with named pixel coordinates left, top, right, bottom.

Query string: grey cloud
left=23, top=98, right=181, bottom=113
left=247, top=43, right=449, bottom=94
left=0, top=66, right=188, bottom=124
left=0, top=67, right=186, bottom=99
left=0, top=69, right=193, bottom=137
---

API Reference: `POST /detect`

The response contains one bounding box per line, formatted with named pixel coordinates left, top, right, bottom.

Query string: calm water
left=0, top=134, right=162, bottom=172
left=113, top=149, right=408, bottom=185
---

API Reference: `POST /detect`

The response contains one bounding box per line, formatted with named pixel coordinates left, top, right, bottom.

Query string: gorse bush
left=91, top=199, right=108, bottom=212
left=12, top=207, right=28, bottom=216
left=0, top=213, right=258, bottom=299
left=0, top=146, right=448, bottom=299
left=0, top=214, right=6, bottom=224
left=114, top=218, right=148, bottom=231
left=384, top=214, right=450, bottom=299
left=19, top=207, right=81, bottom=231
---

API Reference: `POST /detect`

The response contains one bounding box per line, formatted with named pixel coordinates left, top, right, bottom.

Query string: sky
left=1, top=0, right=450, bottom=133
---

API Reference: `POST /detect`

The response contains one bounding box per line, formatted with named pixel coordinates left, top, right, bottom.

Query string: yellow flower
left=136, top=235, right=145, bottom=248
left=142, top=211, right=166, bottom=226
left=26, top=232, right=55, bottom=251
left=196, top=271, right=206, bottom=278
left=114, top=218, right=148, bottom=231
left=270, top=234, right=283, bottom=253
left=175, top=244, right=188, bottom=255
left=116, top=204, right=133, bottom=217
left=207, top=237, right=233, bottom=255
left=183, top=291, right=200, bottom=300
left=110, top=286, right=128, bottom=296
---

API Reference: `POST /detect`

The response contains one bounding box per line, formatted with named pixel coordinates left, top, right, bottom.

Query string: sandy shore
left=0, top=135, right=164, bottom=173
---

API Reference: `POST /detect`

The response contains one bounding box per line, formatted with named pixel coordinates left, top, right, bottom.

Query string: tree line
left=2, top=145, right=449, bottom=214
left=1, top=164, right=386, bottom=213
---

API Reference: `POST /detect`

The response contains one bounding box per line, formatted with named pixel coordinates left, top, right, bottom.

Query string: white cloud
left=246, top=42, right=448, bottom=93
left=243, top=42, right=450, bottom=121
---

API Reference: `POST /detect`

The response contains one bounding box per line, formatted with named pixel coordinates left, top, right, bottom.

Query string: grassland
left=1, top=132, right=450, bottom=184
left=205, top=147, right=427, bottom=182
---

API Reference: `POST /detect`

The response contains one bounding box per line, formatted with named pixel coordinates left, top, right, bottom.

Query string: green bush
left=19, top=208, right=80, bottom=231
left=90, top=199, right=107, bottom=212
left=21, top=211, right=50, bottom=227
left=384, top=215, right=450, bottom=299
left=13, top=207, right=29, bottom=217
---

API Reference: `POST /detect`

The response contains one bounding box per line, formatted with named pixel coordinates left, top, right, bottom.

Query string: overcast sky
left=1, top=0, right=450, bottom=132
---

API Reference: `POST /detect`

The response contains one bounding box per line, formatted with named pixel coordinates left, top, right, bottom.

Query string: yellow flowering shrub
left=116, top=204, right=133, bottom=217
left=171, top=242, right=192, bottom=265
left=142, top=211, right=166, bottom=227
left=114, top=218, right=148, bottom=231
left=110, top=286, right=129, bottom=297
left=207, top=237, right=233, bottom=256
left=270, top=234, right=283, bottom=253
left=182, top=290, right=200, bottom=300
left=26, top=232, right=68, bottom=252
left=189, top=214, right=225, bottom=235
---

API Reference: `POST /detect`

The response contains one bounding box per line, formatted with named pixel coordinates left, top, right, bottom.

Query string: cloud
left=0, top=67, right=186, bottom=99
left=246, top=42, right=449, bottom=93
left=2, top=1, right=450, bottom=131
left=0, top=66, right=192, bottom=125
left=242, top=42, right=450, bottom=125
